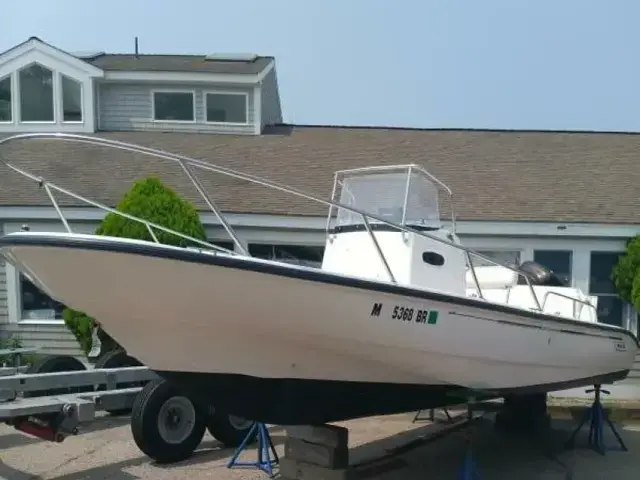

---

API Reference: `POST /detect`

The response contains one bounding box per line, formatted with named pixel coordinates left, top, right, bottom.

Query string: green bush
left=0, top=335, right=23, bottom=365
left=632, top=274, right=640, bottom=311
left=0, top=335, right=39, bottom=366
left=612, top=235, right=640, bottom=305
left=64, top=176, right=208, bottom=355
left=63, top=309, right=93, bottom=355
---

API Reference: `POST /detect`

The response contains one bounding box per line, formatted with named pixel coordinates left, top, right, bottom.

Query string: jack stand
left=565, top=384, right=628, bottom=455
left=227, top=422, right=279, bottom=477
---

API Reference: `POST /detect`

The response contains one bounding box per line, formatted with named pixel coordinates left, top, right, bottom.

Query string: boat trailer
left=0, top=351, right=260, bottom=466
left=0, top=353, right=157, bottom=443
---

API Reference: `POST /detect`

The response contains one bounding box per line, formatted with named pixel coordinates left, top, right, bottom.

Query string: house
left=0, top=37, right=638, bottom=387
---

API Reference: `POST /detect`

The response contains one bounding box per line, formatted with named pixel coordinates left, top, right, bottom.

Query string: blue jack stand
left=457, top=428, right=480, bottom=479
left=565, top=384, right=628, bottom=455
left=227, top=422, right=279, bottom=477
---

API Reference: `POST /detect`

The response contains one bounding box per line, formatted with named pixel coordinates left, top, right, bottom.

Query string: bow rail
left=0, top=132, right=588, bottom=316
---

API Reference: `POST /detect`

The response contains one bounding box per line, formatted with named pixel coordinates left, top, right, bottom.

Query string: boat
left=0, top=133, right=637, bottom=426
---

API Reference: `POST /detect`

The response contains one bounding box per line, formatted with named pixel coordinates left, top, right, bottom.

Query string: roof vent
left=204, top=53, right=258, bottom=62
left=73, top=51, right=106, bottom=60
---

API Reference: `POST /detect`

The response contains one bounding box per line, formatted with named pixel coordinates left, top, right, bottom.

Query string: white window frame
left=588, top=250, right=627, bottom=328
left=151, top=89, right=196, bottom=123
left=0, top=73, right=14, bottom=124
left=16, top=61, right=57, bottom=125
left=5, top=263, right=66, bottom=325
left=204, top=90, right=249, bottom=125
left=59, top=73, right=84, bottom=124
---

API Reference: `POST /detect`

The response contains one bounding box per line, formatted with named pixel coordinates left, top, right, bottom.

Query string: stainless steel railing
left=541, top=290, right=598, bottom=319
left=0, top=132, right=590, bottom=317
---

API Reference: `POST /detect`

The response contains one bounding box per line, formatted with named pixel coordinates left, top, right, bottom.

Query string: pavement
left=1, top=411, right=640, bottom=479
left=356, top=416, right=640, bottom=480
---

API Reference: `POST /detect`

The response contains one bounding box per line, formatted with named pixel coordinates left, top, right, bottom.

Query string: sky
left=2, top=0, right=639, bottom=131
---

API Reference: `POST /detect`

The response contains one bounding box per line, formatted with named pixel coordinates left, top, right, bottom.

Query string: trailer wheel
left=207, top=410, right=257, bottom=447
left=94, top=349, right=145, bottom=415
left=23, top=355, right=91, bottom=397
left=131, top=378, right=206, bottom=464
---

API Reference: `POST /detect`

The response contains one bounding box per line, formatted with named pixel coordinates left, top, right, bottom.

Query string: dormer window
left=205, top=92, right=248, bottom=124
left=19, top=63, right=54, bottom=122
left=61, top=75, right=83, bottom=122
left=152, top=91, right=195, bottom=122
left=0, top=76, right=11, bottom=122
left=0, top=37, right=104, bottom=132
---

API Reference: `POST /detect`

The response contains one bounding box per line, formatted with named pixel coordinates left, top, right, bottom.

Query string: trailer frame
left=0, top=365, right=158, bottom=442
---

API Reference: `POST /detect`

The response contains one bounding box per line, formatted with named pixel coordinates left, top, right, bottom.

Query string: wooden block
left=285, top=437, right=349, bottom=469
left=279, top=457, right=351, bottom=480
left=285, top=424, right=348, bottom=448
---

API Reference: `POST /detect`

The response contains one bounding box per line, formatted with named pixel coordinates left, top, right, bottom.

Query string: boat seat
left=465, top=265, right=519, bottom=290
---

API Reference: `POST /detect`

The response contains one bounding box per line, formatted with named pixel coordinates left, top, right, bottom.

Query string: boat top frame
left=0, top=132, right=597, bottom=321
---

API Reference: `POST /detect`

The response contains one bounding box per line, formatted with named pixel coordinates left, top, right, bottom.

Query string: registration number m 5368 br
left=392, top=305, right=438, bottom=325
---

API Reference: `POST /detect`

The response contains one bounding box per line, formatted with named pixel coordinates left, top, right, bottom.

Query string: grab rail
left=541, top=290, right=598, bottom=319
left=0, top=133, right=546, bottom=313
left=7, top=160, right=235, bottom=255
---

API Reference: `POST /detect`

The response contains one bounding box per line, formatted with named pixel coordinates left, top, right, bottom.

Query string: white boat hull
left=0, top=232, right=636, bottom=394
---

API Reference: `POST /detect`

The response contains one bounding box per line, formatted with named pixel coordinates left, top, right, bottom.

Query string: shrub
left=64, top=176, right=208, bottom=355
left=0, top=335, right=39, bottom=367
left=95, top=176, right=207, bottom=245
left=0, top=335, right=23, bottom=365
left=611, top=235, right=640, bottom=304
left=63, top=309, right=93, bottom=355
left=632, top=274, right=640, bottom=311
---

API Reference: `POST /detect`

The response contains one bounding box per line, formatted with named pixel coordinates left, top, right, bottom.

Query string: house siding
left=0, top=259, right=7, bottom=328
left=0, top=323, right=84, bottom=358
left=630, top=354, right=640, bottom=382
left=97, top=82, right=256, bottom=135
left=260, top=68, right=283, bottom=128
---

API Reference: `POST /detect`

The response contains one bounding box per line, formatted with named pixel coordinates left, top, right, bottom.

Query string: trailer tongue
left=0, top=359, right=157, bottom=442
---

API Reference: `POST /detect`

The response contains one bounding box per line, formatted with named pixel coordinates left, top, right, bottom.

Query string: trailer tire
left=94, top=349, right=145, bottom=415
left=23, top=355, right=91, bottom=397
left=206, top=411, right=257, bottom=448
left=131, top=378, right=206, bottom=464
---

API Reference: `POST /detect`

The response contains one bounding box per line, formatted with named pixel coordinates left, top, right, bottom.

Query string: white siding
left=97, top=82, right=256, bottom=135
left=0, top=256, right=7, bottom=326
left=0, top=323, right=84, bottom=357
left=260, top=68, right=283, bottom=128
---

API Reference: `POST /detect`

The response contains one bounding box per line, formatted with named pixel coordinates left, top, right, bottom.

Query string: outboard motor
left=517, top=260, right=565, bottom=287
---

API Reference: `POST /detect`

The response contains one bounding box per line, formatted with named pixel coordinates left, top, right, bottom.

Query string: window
left=205, top=93, right=248, bottom=124
left=249, top=244, right=325, bottom=268
left=19, top=273, right=65, bottom=321
left=61, top=75, right=82, bottom=122
left=473, top=250, right=521, bottom=268
left=19, top=63, right=54, bottom=122
left=533, top=250, right=572, bottom=286
left=152, top=91, right=194, bottom=121
left=589, top=251, right=624, bottom=327
left=0, top=76, right=11, bottom=122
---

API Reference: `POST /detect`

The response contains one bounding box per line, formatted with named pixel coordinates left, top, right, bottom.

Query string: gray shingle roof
left=85, top=54, right=273, bottom=75
left=0, top=126, right=638, bottom=224
left=1, top=37, right=272, bottom=76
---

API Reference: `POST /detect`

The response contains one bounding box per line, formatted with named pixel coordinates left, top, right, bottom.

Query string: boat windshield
left=333, top=167, right=442, bottom=229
